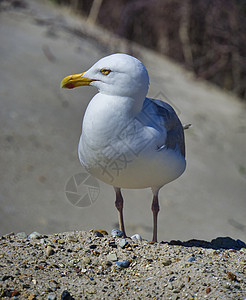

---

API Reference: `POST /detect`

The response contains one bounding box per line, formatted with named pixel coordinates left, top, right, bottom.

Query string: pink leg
left=114, top=187, right=127, bottom=238
left=151, top=189, right=160, bottom=242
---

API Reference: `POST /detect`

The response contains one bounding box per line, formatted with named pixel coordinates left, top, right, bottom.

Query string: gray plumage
left=143, top=98, right=185, bottom=157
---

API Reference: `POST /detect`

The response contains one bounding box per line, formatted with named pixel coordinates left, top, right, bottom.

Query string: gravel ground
left=1, top=231, right=246, bottom=299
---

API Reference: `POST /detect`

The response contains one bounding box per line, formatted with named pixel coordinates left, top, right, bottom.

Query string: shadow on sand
left=164, top=237, right=246, bottom=250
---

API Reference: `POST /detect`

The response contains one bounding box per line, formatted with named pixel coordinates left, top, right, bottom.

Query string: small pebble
left=16, top=232, right=27, bottom=239
left=28, top=232, right=41, bottom=239
left=2, top=275, right=14, bottom=281
left=109, top=241, right=117, bottom=248
left=187, top=256, right=196, bottom=263
left=162, top=258, right=172, bottom=266
left=227, top=271, right=237, bottom=281
left=46, top=246, right=55, bottom=256
left=67, top=235, right=78, bottom=242
left=185, top=262, right=192, bottom=267
left=93, top=230, right=108, bottom=237
left=111, top=229, right=123, bottom=237
left=93, top=250, right=100, bottom=256
left=93, top=231, right=104, bottom=237
left=118, top=238, right=127, bottom=248
left=224, top=282, right=231, bottom=289
left=89, top=244, right=97, bottom=249
left=48, top=294, right=56, bottom=300
left=11, top=290, right=20, bottom=297
left=61, top=290, right=72, bottom=300
left=68, top=260, right=75, bottom=267
left=146, top=276, right=154, bottom=280
left=82, top=256, right=91, bottom=264
left=105, top=260, right=112, bottom=266
left=131, top=234, right=142, bottom=242
left=115, top=260, right=131, bottom=269
left=49, top=280, right=58, bottom=291
left=107, top=253, right=117, bottom=261
left=169, top=276, right=176, bottom=282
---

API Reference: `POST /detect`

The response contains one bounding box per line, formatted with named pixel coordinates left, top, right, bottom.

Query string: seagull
left=61, top=53, right=186, bottom=242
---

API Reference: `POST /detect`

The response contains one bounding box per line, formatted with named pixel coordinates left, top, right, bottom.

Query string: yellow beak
left=60, top=72, right=97, bottom=89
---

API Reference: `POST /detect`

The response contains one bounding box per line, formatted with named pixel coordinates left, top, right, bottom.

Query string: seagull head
left=61, top=53, right=149, bottom=100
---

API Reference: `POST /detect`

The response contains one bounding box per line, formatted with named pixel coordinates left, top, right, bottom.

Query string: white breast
left=78, top=93, right=186, bottom=190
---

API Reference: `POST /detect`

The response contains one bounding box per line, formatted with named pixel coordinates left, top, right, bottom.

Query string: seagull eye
left=100, top=68, right=111, bottom=75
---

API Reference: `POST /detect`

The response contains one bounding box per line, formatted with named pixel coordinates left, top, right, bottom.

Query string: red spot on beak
left=65, top=83, right=75, bottom=89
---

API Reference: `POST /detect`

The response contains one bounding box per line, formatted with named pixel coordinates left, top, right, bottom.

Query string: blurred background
left=0, top=0, right=245, bottom=242
left=52, top=0, right=246, bottom=100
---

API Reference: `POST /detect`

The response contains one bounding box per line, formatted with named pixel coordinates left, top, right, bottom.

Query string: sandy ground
left=0, top=0, right=246, bottom=243
left=0, top=231, right=246, bottom=299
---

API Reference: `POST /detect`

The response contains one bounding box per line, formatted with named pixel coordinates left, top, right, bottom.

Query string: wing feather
left=143, top=98, right=185, bottom=157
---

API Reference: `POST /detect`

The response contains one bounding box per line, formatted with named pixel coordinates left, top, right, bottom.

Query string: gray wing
left=143, top=98, right=185, bottom=157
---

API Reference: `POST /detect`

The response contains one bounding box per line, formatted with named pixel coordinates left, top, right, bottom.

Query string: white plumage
left=61, top=53, right=186, bottom=242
